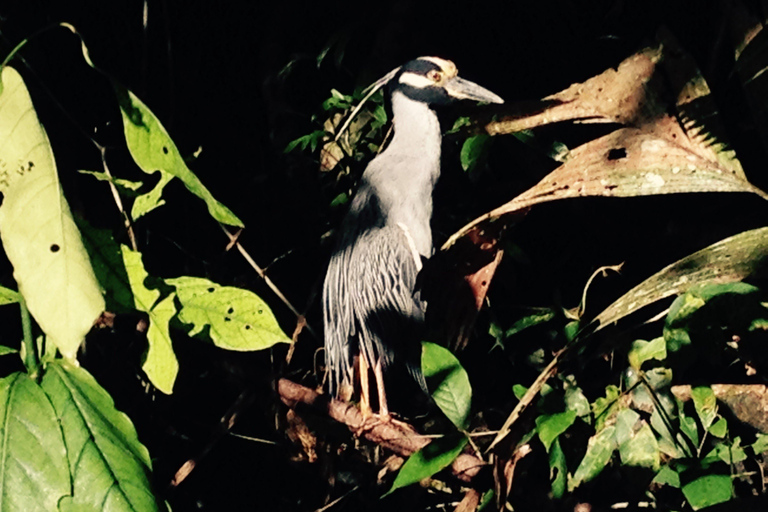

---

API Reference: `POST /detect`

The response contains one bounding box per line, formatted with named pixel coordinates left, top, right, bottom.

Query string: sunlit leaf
left=0, top=373, right=70, bottom=510
left=167, top=276, right=290, bottom=351
left=615, top=409, right=660, bottom=470
left=681, top=474, right=732, bottom=510
left=709, top=417, right=727, bottom=438
left=42, top=361, right=162, bottom=511
left=0, top=285, right=20, bottom=306
left=691, top=387, right=717, bottom=431
left=113, top=84, right=243, bottom=226
left=384, top=436, right=468, bottom=496
left=422, top=342, right=472, bottom=429
left=569, top=426, right=616, bottom=491
left=592, top=227, right=768, bottom=332
left=536, top=410, right=576, bottom=452
left=628, top=337, right=666, bottom=370
left=0, top=66, right=104, bottom=358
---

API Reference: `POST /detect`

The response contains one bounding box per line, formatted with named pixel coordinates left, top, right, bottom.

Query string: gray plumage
left=322, top=57, right=503, bottom=406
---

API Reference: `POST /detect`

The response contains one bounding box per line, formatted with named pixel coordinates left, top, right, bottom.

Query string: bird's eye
left=427, top=70, right=442, bottom=82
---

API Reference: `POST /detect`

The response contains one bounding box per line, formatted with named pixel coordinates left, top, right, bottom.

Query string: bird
left=322, top=56, right=503, bottom=418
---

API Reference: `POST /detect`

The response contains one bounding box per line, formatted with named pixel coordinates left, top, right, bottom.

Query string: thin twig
left=220, top=225, right=317, bottom=339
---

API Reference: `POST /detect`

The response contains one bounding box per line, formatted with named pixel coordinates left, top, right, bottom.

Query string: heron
left=322, top=56, right=503, bottom=418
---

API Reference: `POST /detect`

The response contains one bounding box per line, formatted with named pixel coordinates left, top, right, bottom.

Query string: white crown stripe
left=398, top=72, right=435, bottom=89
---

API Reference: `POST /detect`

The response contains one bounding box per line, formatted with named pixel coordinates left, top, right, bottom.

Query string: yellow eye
left=427, top=69, right=442, bottom=82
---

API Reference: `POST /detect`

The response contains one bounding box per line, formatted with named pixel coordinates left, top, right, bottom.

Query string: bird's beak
left=444, top=76, right=504, bottom=104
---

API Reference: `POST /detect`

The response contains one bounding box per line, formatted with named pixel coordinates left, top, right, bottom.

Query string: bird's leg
left=373, top=359, right=389, bottom=419
left=359, top=353, right=373, bottom=419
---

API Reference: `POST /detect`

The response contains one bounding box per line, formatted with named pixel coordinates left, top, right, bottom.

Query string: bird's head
left=389, top=56, right=504, bottom=106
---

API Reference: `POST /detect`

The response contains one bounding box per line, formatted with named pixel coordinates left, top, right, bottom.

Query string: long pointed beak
left=444, top=76, right=504, bottom=104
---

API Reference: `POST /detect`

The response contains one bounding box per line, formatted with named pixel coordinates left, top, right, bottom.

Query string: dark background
left=1, top=1, right=767, bottom=510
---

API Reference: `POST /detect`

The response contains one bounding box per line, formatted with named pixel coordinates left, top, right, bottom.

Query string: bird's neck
left=388, top=91, right=442, bottom=157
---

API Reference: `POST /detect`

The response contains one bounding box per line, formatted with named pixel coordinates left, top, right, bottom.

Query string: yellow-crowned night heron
left=323, top=57, right=503, bottom=417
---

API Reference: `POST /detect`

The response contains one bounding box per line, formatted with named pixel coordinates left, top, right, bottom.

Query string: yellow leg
left=373, top=359, right=389, bottom=418
left=359, top=354, right=373, bottom=419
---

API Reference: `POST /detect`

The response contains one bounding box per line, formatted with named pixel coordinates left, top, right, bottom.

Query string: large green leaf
left=536, top=410, right=577, bottom=452
left=569, top=426, right=617, bottom=491
left=78, top=220, right=178, bottom=393
left=384, top=436, right=468, bottom=496
left=421, top=342, right=472, bottom=429
left=0, top=373, right=70, bottom=511
left=615, top=409, right=660, bottom=470
left=167, top=276, right=290, bottom=351
left=681, top=474, right=732, bottom=510
left=113, top=84, right=242, bottom=226
left=0, top=66, right=104, bottom=358
left=42, top=361, right=161, bottom=512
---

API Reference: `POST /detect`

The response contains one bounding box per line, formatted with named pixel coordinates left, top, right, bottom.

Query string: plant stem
left=19, top=297, right=38, bottom=378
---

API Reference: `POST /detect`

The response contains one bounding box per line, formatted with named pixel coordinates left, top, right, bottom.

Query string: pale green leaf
left=628, top=337, right=666, bottom=370
left=385, top=436, right=467, bottom=496
left=0, top=66, right=104, bottom=358
left=653, top=466, right=681, bottom=488
left=78, top=223, right=179, bottom=393
left=78, top=170, right=143, bottom=192
left=682, top=474, right=732, bottom=510
left=709, top=417, right=727, bottom=438
left=113, top=84, right=242, bottom=226
left=0, top=285, right=20, bottom=306
left=123, top=248, right=178, bottom=393
left=0, top=373, right=70, bottom=511
left=569, top=426, right=617, bottom=491
left=42, top=361, right=162, bottom=511
left=691, top=386, right=717, bottom=431
left=421, top=342, right=472, bottom=429
left=0, top=345, right=17, bottom=357
left=167, top=276, right=290, bottom=351
left=615, top=409, right=660, bottom=470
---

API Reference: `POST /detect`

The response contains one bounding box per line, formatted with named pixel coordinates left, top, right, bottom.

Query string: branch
left=277, top=378, right=485, bottom=483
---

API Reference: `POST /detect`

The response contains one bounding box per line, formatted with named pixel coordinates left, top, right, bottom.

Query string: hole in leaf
left=228, top=307, right=234, bottom=314
left=225, top=317, right=231, bottom=322
left=0, top=192, right=4, bottom=207
left=245, top=325, right=251, bottom=330
left=607, top=148, right=627, bottom=160
left=208, top=287, right=215, bottom=293
left=162, top=146, right=169, bottom=154
left=50, top=244, right=60, bottom=252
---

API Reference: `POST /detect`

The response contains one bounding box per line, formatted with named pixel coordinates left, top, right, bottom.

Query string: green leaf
left=549, top=437, right=567, bottom=499
left=711, top=438, right=747, bottom=465
left=421, top=342, right=472, bottom=429
left=385, top=436, right=467, bottom=496
left=512, top=384, right=528, bottom=400
left=0, top=285, right=20, bottom=305
left=592, top=228, right=768, bottom=333
left=593, top=385, right=622, bottom=431
left=42, top=361, right=162, bottom=511
left=460, top=134, right=492, bottom=173
left=0, top=373, right=70, bottom=510
left=113, top=83, right=243, bottom=226
left=504, top=309, right=557, bottom=339
left=536, top=410, right=577, bottom=452
left=284, top=130, right=327, bottom=153
left=167, top=276, right=290, bottom=351
left=569, top=426, right=617, bottom=491
left=681, top=474, right=732, bottom=510
left=0, top=66, right=105, bottom=358
left=615, top=409, right=660, bottom=470
left=0, top=345, right=18, bottom=357
left=653, top=466, right=681, bottom=488
left=751, top=433, right=768, bottom=454
left=124, top=248, right=179, bottom=394
left=709, top=417, right=727, bottom=438
left=78, top=170, right=143, bottom=193
left=691, top=386, right=717, bottom=431
left=628, top=337, right=666, bottom=370
left=564, top=381, right=591, bottom=418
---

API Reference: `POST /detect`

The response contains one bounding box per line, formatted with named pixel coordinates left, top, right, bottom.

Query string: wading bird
left=323, top=57, right=503, bottom=418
